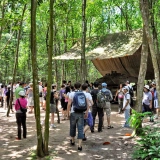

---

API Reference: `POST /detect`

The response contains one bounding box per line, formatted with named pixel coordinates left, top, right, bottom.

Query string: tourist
left=91, top=81, right=103, bottom=132
left=15, top=82, right=25, bottom=99
left=60, top=84, right=66, bottom=120
left=26, top=83, right=34, bottom=113
left=151, top=82, right=159, bottom=119
left=122, top=86, right=131, bottom=127
left=142, top=85, right=153, bottom=122
left=82, top=83, right=93, bottom=140
left=67, top=82, right=89, bottom=151
left=114, top=84, right=124, bottom=114
left=100, top=83, right=113, bottom=129
left=15, top=91, right=27, bottom=140
left=50, top=85, right=59, bottom=128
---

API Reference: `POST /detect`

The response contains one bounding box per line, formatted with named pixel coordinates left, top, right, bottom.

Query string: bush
left=132, top=127, right=160, bottom=160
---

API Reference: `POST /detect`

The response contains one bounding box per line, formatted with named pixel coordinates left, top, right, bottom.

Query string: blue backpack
left=73, top=91, right=87, bottom=112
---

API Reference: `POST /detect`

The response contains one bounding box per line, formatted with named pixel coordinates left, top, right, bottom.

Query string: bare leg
left=107, top=116, right=110, bottom=126
left=51, top=113, right=54, bottom=124
left=78, top=139, right=82, bottom=147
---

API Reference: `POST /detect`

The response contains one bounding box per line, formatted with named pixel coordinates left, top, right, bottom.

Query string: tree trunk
left=31, top=0, right=44, bottom=157
left=44, top=0, right=54, bottom=155
left=135, top=28, right=149, bottom=112
left=149, top=0, right=160, bottom=71
left=7, top=4, right=27, bottom=117
left=140, top=0, right=160, bottom=107
left=0, top=0, right=5, bottom=40
left=81, top=0, right=87, bottom=82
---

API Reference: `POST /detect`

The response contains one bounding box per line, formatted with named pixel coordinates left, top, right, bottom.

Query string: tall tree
left=81, top=0, right=87, bottom=82
left=140, top=0, right=160, bottom=106
left=44, top=0, right=54, bottom=155
left=31, top=0, right=44, bottom=157
left=7, top=4, right=27, bottom=117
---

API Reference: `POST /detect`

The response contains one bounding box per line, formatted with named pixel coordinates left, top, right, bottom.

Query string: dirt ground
left=0, top=104, right=136, bottom=160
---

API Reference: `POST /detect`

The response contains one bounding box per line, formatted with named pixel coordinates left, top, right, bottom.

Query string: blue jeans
left=70, top=112, right=84, bottom=139
left=124, top=109, right=130, bottom=127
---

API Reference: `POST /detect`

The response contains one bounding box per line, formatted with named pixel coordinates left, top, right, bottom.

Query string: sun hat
left=102, top=83, right=107, bottom=87
left=152, top=81, right=156, bottom=85
left=144, top=85, right=150, bottom=90
left=18, top=91, right=25, bottom=96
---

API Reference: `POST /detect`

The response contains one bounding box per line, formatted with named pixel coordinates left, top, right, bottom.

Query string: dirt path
left=0, top=104, right=135, bottom=160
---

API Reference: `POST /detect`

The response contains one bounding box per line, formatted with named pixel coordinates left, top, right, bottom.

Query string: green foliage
left=0, top=0, right=160, bottom=84
left=132, top=127, right=160, bottom=160
left=129, top=109, right=152, bottom=130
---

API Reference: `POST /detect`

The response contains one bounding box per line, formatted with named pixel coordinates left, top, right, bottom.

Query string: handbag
left=17, top=99, right=27, bottom=113
left=87, top=112, right=93, bottom=127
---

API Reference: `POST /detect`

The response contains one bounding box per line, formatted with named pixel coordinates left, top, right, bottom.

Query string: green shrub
left=129, top=109, right=152, bottom=135
left=132, top=127, right=160, bottom=160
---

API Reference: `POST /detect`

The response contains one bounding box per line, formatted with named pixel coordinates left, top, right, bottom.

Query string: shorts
left=28, top=97, right=34, bottom=106
left=39, top=97, right=43, bottom=103
left=154, top=99, right=159, bottom=108
left=103, top=102, right=111, bottom=117
left=50, top=104, right=56, bottom=113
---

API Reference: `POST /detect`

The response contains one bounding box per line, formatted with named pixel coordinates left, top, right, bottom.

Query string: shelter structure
left=54, top=29, right=154, bottom=84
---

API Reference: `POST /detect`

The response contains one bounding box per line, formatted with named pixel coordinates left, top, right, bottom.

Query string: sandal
left=107, top=126, right=114, bottom=129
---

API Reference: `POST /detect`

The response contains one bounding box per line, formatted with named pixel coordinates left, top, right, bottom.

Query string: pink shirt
left=15, top=98, right=27, bottom=111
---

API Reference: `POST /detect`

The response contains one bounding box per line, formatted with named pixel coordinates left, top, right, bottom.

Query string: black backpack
left=128, top=86, right=134, bottom=97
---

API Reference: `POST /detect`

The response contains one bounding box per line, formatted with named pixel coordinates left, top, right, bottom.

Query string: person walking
left=91, top=82, right=104, bottom=132
left=50, top=85, right=59, bottom=128
left=151, top=82, right=159, bottom=119
left=142, top=85, right=153, bottom=122
left=67, top=82, right=89, bottom=151
left=82, top=83, right=93, bottom=140
left=99, top=83, right=113, bottom=129
left=14, top=91, right=27, bottom=140
left=15, top=82, right=25, bottom=99
left=26, top=83, right=34, bottom=113
left=122, top=86, right=131, bottom=127
left=114, top=84, right=124, bottom=114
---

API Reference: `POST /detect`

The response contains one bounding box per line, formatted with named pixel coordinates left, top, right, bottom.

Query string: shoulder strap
left=17, top=99, right=22, bottom=109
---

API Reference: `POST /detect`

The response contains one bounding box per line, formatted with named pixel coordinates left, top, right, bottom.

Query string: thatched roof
left=54, top=29, right=143, bottom=60
left=53, top=29, right=154, bottom=80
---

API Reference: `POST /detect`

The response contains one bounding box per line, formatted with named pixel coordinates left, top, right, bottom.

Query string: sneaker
left=50, top=124, right=56, bottom=128
left=16, top=137, right=21, bottom=140
left=78, top=146, right=82, bottom=151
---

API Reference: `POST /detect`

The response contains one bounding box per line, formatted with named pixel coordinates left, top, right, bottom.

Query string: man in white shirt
left=122, top=86, right=131, bottom=128
left=67, top=82, right=89, bottom=151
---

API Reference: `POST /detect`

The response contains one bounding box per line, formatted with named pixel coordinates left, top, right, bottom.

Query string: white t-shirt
left=39, top=85, right=43, bottom=93
left=83, top=91, right=93, bottom=112
left=123, top=92, right=131, bottom=110
left=69, top=91, right=88, bottom=113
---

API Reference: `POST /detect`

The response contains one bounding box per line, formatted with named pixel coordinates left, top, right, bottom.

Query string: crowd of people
left=0, top=80, right=159, bottom=150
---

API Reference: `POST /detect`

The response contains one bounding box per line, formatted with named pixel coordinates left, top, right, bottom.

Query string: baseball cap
left=144, top=85, right=150, bottom=90
left=102, top=83, right=107, bottom=87
left=152, top=82, right=156, bottom=85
